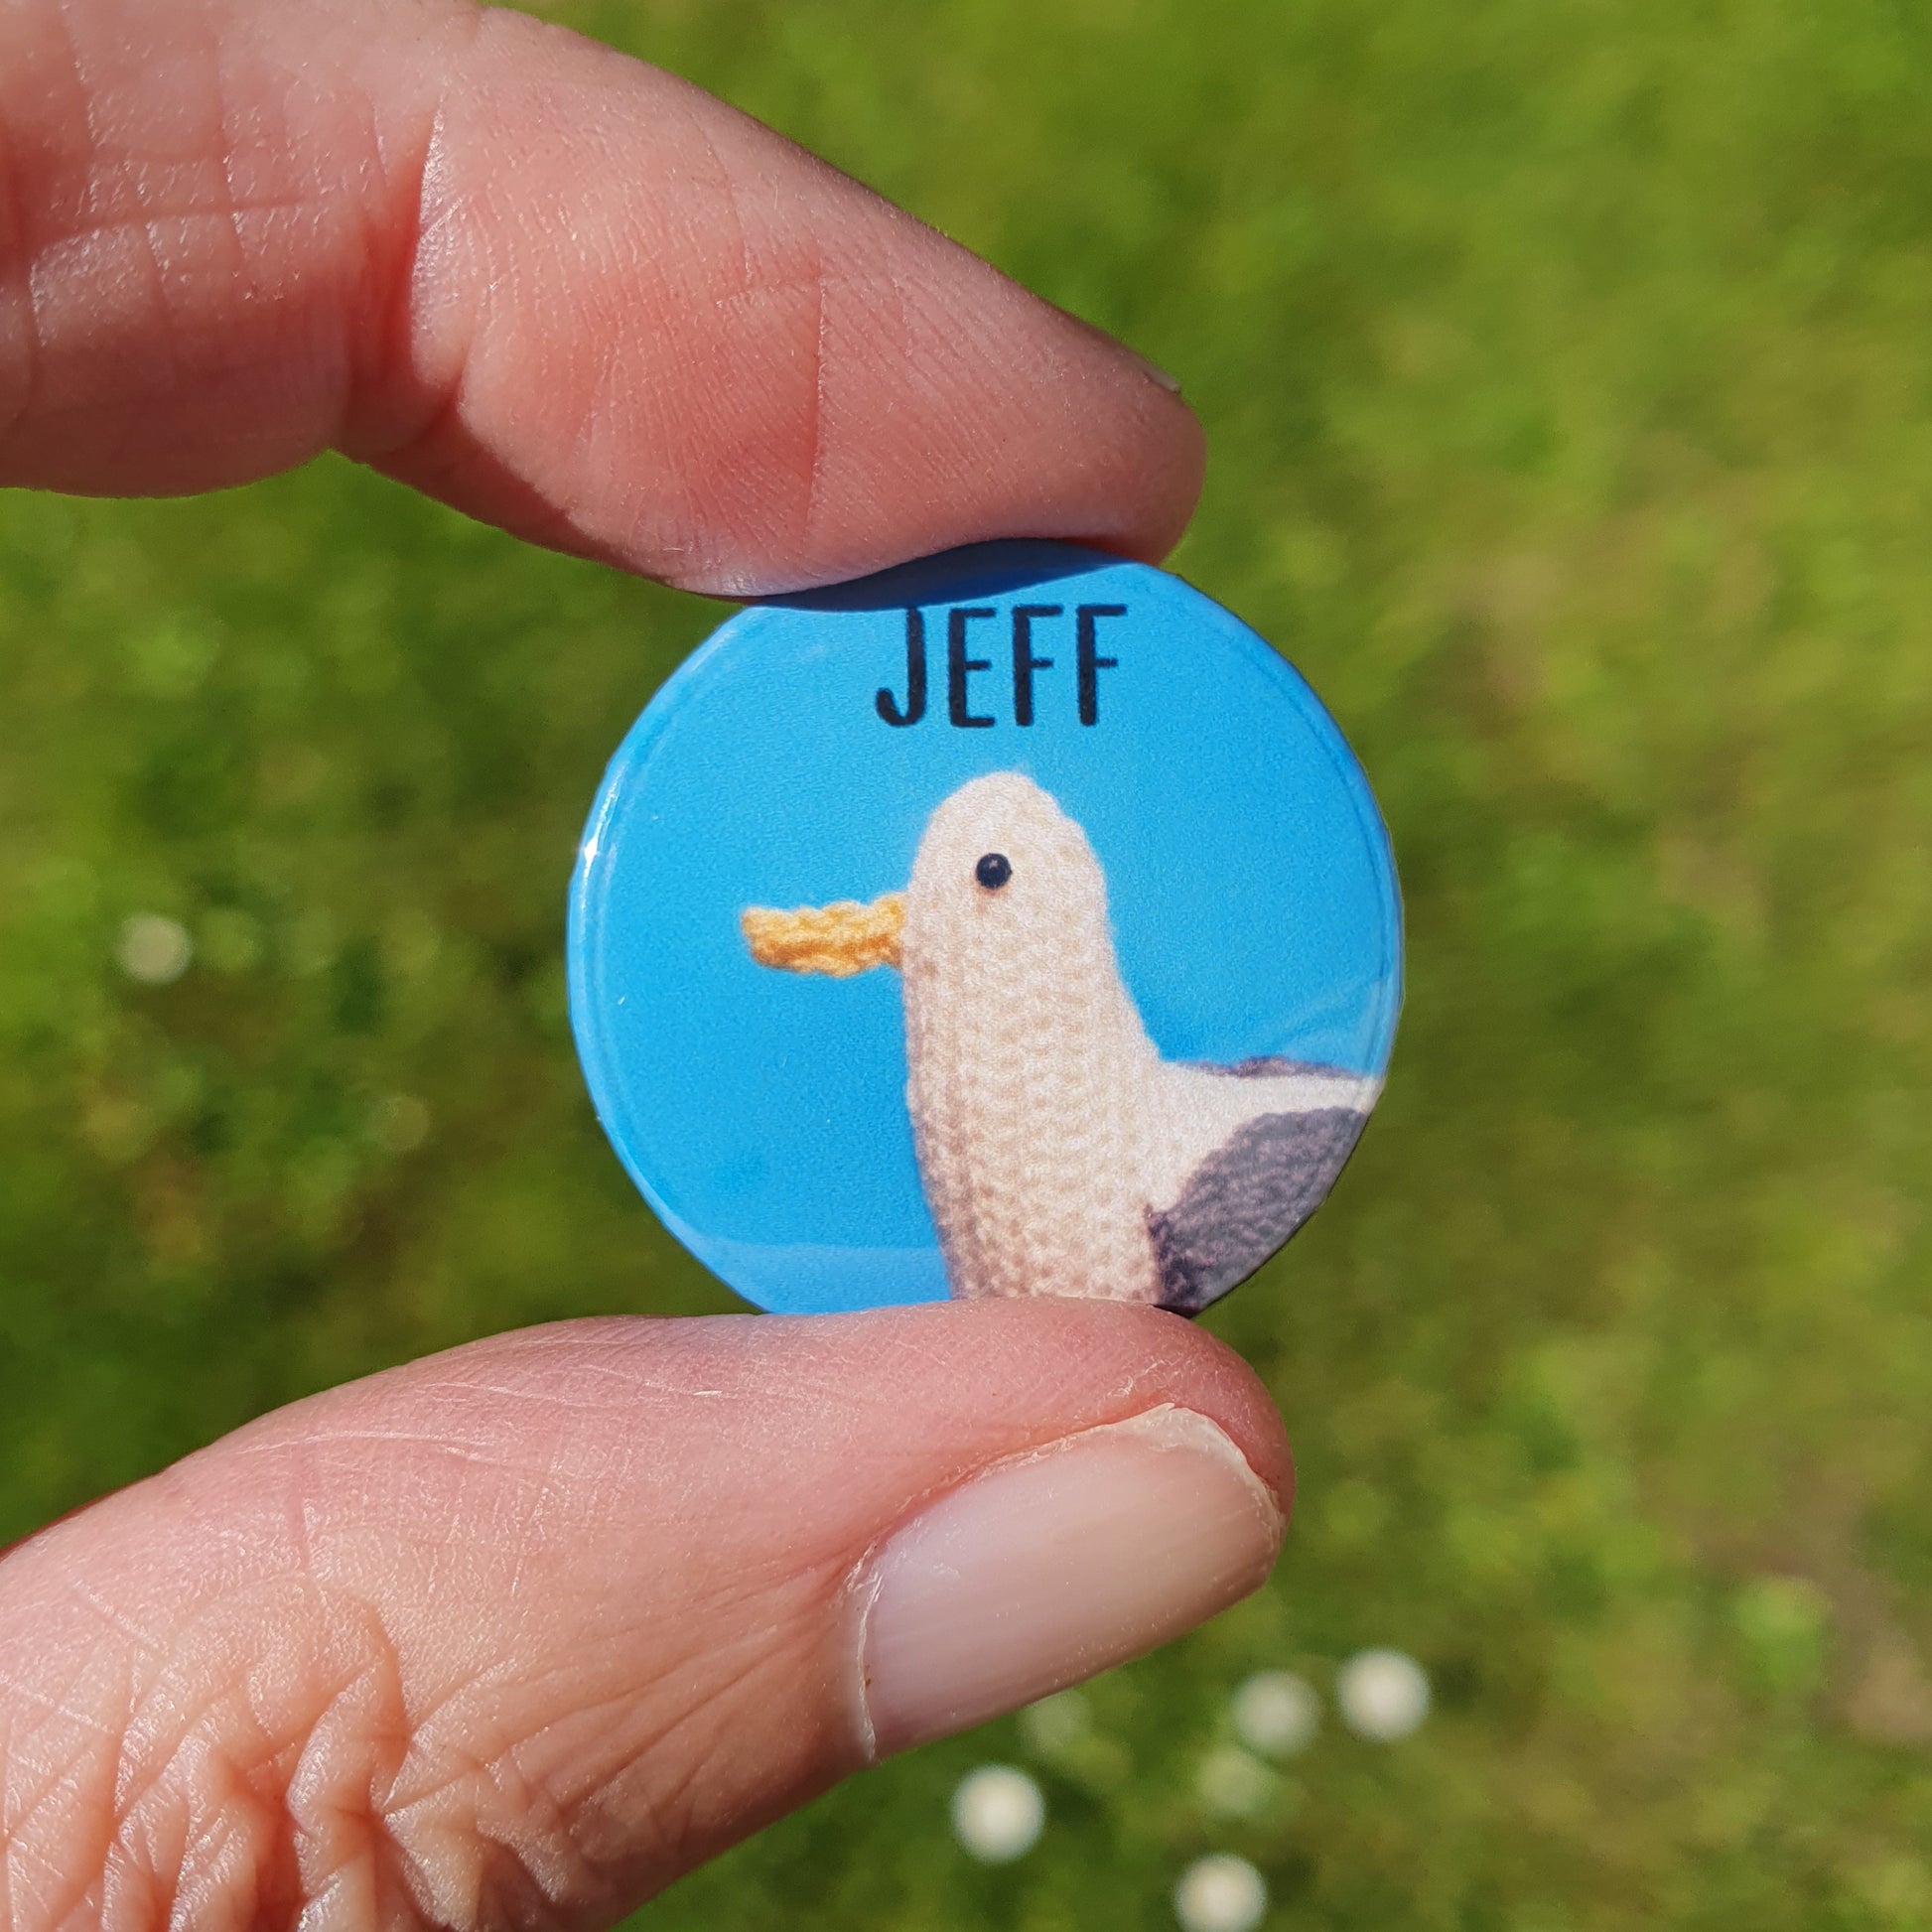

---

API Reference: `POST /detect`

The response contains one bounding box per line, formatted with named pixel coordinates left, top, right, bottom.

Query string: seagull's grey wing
left=1147, top=1108, right=1367, bottom=1315
left=1186, top=1055, right=1338, bottom=1079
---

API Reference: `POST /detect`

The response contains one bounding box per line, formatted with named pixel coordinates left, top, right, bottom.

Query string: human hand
left=0, top=3, right=1286, bottom=1926
left=0, top=0, right=1200, bottom=593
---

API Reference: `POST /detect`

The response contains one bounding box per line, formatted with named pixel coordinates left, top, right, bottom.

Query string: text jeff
left=876, top=604, right=1126, bottom=728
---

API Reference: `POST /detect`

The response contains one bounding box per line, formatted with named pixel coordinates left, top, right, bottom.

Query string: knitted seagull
left=741, top=771, right=1379, bottom=1312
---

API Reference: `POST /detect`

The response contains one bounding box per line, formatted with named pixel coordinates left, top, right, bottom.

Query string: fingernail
left=852, top=1406, right=1283, bottom=1757
left=1061, top=307, right=1184, bottom=396
left=1128, top=347, right=1184, bottom=395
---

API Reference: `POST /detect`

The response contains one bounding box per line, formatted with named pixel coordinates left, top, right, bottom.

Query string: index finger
left=0, top=0, right=1202, bottom=593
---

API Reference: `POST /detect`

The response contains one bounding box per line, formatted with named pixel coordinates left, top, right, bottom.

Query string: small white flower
left=1231, top=1670, right=1320, bottom=1759
left=1195, top=1745, right=1275, bottom=1820
left=1173, top=1853, right=1269, bottom=1932
left=951, top=1764, right=1043, bottom=1863
left=1019, top=1687, right=1091, bottom=1755
left=1336, top=1648, right=1431, bottom=1741
left=116, top=914, right=193, bottom=986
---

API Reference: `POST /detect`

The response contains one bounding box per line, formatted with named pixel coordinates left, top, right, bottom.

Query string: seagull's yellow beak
left=741, top=893, right=904, bottom=976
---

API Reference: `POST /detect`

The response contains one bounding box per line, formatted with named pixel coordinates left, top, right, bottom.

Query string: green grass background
left=6, top=0, right=1932, bottom=1923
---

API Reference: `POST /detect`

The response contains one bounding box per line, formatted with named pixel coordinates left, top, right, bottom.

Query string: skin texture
left=0, top=1308, right=1287, bottom=1929
left=0, top=2, right=1258, bottom=1925
left=0, top=0, right=1202, bottom=593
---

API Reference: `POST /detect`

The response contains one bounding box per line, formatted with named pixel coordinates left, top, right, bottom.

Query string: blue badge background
left=568, top=542, right=1402, bottom=1314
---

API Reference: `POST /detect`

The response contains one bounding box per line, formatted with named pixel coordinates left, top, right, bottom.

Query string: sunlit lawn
left=5, top=0, right=1932, bottom=1925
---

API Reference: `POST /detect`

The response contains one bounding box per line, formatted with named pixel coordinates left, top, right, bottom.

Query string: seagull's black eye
left=975, top=852, right=1012, bottom=892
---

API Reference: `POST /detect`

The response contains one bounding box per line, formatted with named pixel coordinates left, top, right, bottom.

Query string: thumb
left=0, top=1301, right=1286, bottom=1929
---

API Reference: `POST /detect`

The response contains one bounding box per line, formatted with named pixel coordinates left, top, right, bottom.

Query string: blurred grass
left=5, top=0, right=1932, bottom=1924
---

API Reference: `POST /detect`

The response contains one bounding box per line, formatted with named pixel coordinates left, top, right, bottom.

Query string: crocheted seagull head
left=743, top=771, right=1378, bottom=1312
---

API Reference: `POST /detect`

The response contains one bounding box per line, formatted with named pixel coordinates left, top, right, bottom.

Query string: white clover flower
left=1174, top=1853, right=1268, bottom=1932
left=1195, top=1745, right=1275, bottom=1820
left=1336, top=1648, right=1431, bottom=1741
left=116, top=914, right=193, bottom=985
left=951, top=1764, right=1043, bottom=1863
left=1019, top=1687, right=1091, bottom=1755
left=1231, top=1669, right=1320, bottom=1758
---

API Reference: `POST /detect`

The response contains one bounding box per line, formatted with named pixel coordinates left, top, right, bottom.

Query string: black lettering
left=1076, top=604, right=1125, bottom=725
left=876, top=608, right=927, bottom=726
left=1010, top=605, right=1060, bottom=726
left=948, top=607, right=997, bottom=727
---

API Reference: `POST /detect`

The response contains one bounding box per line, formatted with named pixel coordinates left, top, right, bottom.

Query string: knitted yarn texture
left=743, top=896, right=904, bottom=976
left=743, top=772, right=1378, bottom=1312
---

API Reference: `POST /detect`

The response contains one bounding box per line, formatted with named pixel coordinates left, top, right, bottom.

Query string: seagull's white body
left=898, top=773, right=1378, bottom=1307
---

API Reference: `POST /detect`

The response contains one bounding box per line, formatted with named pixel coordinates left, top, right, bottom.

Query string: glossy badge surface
left=568, top=542, right=1401, bottom=1316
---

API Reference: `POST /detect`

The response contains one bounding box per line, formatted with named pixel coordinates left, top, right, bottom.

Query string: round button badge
left=568, top=541, right=1401, bottom=1316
